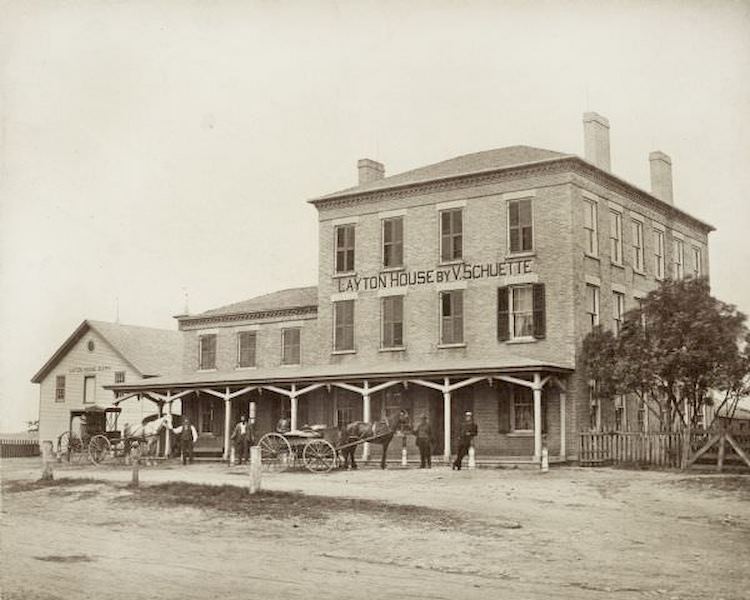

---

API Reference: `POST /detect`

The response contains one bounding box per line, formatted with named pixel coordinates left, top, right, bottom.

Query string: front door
left=83, top=376, right=96, bottom=404
left=198, top=397, right=224, bottom=439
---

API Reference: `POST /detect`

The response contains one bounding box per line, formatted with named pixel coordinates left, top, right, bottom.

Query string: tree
left=25, top=420, right=39, bottom=433
left=582, top=278, right=749, bottom=441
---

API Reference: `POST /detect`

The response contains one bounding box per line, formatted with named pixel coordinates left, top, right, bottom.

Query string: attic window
left=87, top=340, right=95, bottom=352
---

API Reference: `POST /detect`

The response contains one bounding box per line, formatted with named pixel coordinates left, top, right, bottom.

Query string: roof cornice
left=178, top=305, right=318, bottom=328
left=309, top=155, right=713, bottom=233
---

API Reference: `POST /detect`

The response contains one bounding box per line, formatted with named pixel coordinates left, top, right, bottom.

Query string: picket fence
left=579, top=432, right=684, bottom=467
left=0, top=439, right=40, bottom=458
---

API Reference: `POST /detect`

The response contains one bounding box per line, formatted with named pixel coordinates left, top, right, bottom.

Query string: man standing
left=415, top=414, right=433, bottom=468
left=231, top=415, right=253, bottom=465
left=452, top=411, right=478, bottom=471
left=172, top=416, right=198, bottom=465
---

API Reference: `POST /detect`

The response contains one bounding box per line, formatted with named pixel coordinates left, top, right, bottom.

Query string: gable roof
left=314, top=145, right=569, bottom=201
left=31, top=320, right=184, bottom=383
left=186, top=286, right=318, bottom=320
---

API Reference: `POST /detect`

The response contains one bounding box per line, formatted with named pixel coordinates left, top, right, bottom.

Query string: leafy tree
left=582, top=277, right=749, bottom=438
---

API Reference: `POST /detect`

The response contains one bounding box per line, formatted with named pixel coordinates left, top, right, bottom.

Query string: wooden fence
left=579, top=432, right=683, bottom=467
left=1, top=438, right=40, bottom=458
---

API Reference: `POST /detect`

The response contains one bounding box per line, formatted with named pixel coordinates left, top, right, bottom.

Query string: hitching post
left=41, top=440, right=54, bottom=481
left=541, top=446, right=549, bottom=473
left=130, top=441, right=140, bottom=487
left=468, top=439, right=476, bottom=470
left=401, top=433, right=407, bottom=466
left=249, top=445, right=261, bottom=494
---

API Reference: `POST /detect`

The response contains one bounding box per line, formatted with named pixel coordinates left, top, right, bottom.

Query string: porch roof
left=105, top=356, right=573, bottom=393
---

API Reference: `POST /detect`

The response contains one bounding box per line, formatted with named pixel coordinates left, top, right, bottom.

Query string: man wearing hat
left=415, top=414, right=433, bottom=468
left=452, top=411, right=478, bottom=470
left=231, top=415, right=253, bottom=465
left=171, top=416, right=198, bottom=465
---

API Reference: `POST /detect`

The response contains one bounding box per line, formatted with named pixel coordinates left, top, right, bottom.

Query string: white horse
left=123, top=414, right=172, bottom=465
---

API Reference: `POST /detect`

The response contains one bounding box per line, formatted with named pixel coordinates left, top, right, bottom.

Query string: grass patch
left=118, top=481, right=462, bottom=526
left=34, top=554, right=94, bottom=563
left=2, top=477, right=104, bottom=494
left=671, top=475, right=750, bottom=496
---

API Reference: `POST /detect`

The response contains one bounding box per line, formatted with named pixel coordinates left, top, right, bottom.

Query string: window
left=583, top=198, right=598, bottom=255
left=632, top=220, right=644, bottom=272
left=512, top=387, right=534, bottom=431
left=237, top=331, right=257, bottom=368
left=198, top=334, right=217, bottom=370
left=497, top=284, right=546, bottom=341
left=612, top=292, right=625, bottom=334
left=586, top=284, right=600, bottom=331
left=333, top=300, right=355, bottom=352
left=439, top=290, right=464, bottom=345
left=637, top=400, right=647, bottom=432
left=335, top=393, right=359, bottom=427
left=589, top=383, right=600, bottom=431
left=614, top=396, right=625, bottom=431
left=83, top=375, right=96, bottom=404
left=654, top=229, right=665, bottom=279
left=609, top=210, right=622, bottom=265
left=55, top=375, right=65, bottom=402
left=508, top=199, right=533, bottom=253
left=334, top=224, right=355, bottom=273
left=281, top=328, right=301, bottom=365
left=673, top=237, right=684, bottom=278
left=114, top=371, right=125, bottom=384
left=440, top=208, right=463, bottom=262
left=382, top=217, right=404, bottom=269
left=692, top=246, right=702, bottom=278
left=381, top=295, right=404, bottom=348
left=511, top=286, right=534, bottom=338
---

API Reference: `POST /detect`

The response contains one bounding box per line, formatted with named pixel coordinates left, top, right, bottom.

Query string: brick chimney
left=649, top=151, right=674, bottom=205
left=583, top=112, right=611, bottom=172
left=357, top=158, right=385, bottom=185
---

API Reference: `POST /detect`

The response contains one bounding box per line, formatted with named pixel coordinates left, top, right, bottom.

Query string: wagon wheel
left=302, top=439, right=337, bottom=473
left=258, top=433, right=293, bottom=472
left=88, top=435, right=111, bottom=465
left=57, top=432, right=71, bottom=459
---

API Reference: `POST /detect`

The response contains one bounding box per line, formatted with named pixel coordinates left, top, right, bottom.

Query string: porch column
left=362, top=381, right=371, bottom=461
left=290, top=384, right=298, bottom=431
left=165, top=396, right=173, bottom=458
left=443, top=384, right=452, bottom=461
left=223, top=389, right=231, bottom=461
left=559, top=387, right=566, bottom=461
left=533, top=372, right=542, bottom=463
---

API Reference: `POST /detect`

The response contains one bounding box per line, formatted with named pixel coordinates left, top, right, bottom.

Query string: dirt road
left=2, top=459, right=748, bottom=599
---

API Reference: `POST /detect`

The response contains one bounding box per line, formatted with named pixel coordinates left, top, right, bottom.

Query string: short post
left=249, top=445, right=261, bottom=494
left=541, top=446, right=549, bottom=473
left=230, top=445, right=236, bottom=466
left=468, top=440, right=476, bottom=470
left=130, top=442, right=140, bottom=487
left=401, top=434, right=408, bottom=467
left=41, top=440, right=54, bottom=481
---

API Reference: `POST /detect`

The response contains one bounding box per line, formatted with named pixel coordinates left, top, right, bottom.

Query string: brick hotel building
left=34, top=113, right=713, bottom=464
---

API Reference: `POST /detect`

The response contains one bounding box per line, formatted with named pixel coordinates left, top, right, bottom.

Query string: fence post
left=41, top=440, right=54, bottom=481
left=249, top=445, right=261, bottom=494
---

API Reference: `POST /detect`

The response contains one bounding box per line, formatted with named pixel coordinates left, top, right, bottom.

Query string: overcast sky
left=2, top=1, right=749, bottom=431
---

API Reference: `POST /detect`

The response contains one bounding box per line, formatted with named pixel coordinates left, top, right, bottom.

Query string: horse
left=123, top=413, right=173, bottom=465
left=339, top=412, right=400, bottom=470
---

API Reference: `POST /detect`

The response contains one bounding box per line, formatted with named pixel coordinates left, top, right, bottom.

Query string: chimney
left=357, top=158, right=385, bottom=185
left=583, top=112, right=611, bottom=172
left=649, top=151, right=673, bottom=205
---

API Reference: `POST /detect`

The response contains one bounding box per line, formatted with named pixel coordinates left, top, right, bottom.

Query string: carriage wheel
left=88, top=435, right=111, bottom=465
left=258, top=433, right=292, bottom=472
left=57, top=432, right=71, bottom=459
left=302, top=439, right=337, bottom=473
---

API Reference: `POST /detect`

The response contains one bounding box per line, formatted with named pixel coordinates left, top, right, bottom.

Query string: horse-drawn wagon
left=256, top=412, right=403, bottom=473
left=56, top=406, right=172, bottom=465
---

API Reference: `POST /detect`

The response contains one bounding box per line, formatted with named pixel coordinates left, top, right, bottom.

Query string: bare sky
left=2, top=0, right=749, bottom=431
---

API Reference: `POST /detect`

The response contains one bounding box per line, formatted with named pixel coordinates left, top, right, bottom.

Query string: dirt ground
left=1, top=458, right=748, bottom=600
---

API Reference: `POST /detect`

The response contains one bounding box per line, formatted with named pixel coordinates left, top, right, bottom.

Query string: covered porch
left=107, top=360, right=573, bottom=466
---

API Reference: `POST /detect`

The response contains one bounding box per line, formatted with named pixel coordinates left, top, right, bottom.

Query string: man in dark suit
left=453, top=411, right=478, bottom=471
left=415, top=414, right=433, bottom=468
left=231, top=415, right=253, bottom=465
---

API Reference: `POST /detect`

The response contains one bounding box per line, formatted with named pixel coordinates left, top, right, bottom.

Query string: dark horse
left=338, top=412, right=399, bottom=470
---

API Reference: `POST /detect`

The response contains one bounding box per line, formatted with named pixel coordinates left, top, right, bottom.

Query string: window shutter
left=532, top=283, right=546, bottom=339
left=497, top=385, right=511, bottom=433
left=497, top=287, right=510, bottom=341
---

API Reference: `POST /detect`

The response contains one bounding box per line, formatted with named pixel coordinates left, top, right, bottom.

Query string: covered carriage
left=56, top=405, right=123, bottom=464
